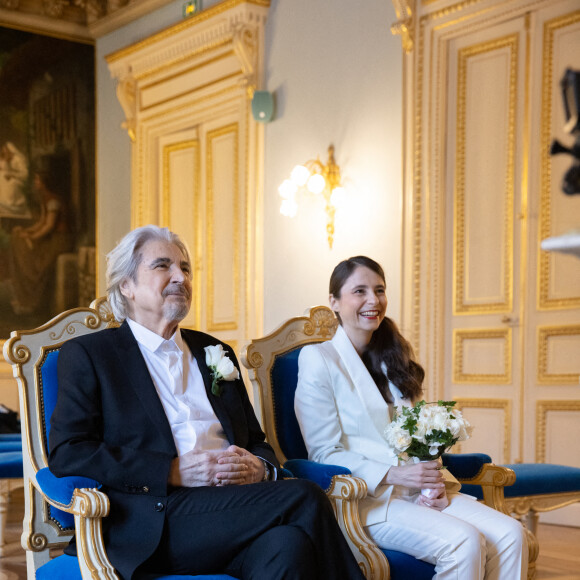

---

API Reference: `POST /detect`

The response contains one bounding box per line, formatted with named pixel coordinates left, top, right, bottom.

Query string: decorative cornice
left=0, top=0, right=168, bottom=40
left=106, top=0, right=269, bottom=72
left=0, top=0, right=269, bottom=40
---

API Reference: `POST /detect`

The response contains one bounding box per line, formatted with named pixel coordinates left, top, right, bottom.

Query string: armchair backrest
left=241, top=306, right=337, bottom=464
left=2, top=298, right=118, bottom=570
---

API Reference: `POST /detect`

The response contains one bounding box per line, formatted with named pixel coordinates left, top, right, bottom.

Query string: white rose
left=205, top=344, right=224, bottom=367
left=448, top=418, right=462, bottom=438
left=215, top=355, right=240, bottom=381
left=430, top=407, right=450, bottom=431
left=385, top=424, right=412, bottom=453
left=395, top=431, right=412, bottom=452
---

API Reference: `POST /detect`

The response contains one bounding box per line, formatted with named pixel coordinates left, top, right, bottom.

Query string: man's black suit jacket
left=48, top=321, right=279, bottom=580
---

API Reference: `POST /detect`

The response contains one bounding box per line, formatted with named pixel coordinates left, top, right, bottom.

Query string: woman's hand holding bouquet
left=384, top=400, right=472, bottom=501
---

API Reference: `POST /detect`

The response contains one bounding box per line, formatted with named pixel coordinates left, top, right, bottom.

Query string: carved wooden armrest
left=326, top=474, right=390, bottom=580
left=42, top=487, right=119, bottom=580
left=457, top=463, right=515, bottom=514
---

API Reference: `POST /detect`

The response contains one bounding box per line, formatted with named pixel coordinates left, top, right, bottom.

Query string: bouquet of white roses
left=384, top=400, right=472, bottom=461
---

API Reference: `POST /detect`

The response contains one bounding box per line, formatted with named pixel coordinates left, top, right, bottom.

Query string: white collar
left=126, top=318, right=184, bottom=355
left=331, top=325, right=407, bottom=435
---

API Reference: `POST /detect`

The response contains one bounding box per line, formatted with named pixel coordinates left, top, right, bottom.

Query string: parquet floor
left=0, top=487, right=578, bottom=579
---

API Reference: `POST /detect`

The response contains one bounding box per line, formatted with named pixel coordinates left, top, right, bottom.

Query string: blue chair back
left=270, top=346, right=308, bottom=460
left=38, top=347, right=75, bottom=529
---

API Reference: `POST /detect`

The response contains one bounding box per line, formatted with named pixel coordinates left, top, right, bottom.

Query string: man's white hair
left=106, top=225, right=191, bottom=322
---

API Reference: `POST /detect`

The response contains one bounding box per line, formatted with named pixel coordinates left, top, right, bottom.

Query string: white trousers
left=365, top=493, right=528, bottom=580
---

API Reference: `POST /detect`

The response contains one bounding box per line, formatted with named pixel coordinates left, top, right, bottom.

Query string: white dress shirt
left=127, top=319, right=230, bottom=456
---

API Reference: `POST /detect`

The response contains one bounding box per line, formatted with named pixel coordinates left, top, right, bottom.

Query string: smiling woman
left=329, top=261, right=387, bottom=355
left=295, top=255, right=529, bottom=579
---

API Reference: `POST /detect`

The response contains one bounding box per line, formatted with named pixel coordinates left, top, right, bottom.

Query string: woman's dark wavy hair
left=329, top=256, right=424, bottom=401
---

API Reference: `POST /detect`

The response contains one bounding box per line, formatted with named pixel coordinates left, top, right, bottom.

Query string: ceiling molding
left=0, top=0, right=174, bottom=41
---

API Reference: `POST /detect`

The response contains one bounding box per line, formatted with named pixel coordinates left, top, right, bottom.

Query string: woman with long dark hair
left=295, top=256, right=528, bottom=579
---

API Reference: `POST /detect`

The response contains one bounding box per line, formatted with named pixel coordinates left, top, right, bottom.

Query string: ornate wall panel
left=206, top=123, right=240, bottom=332
left=161, top=135, right=202, bottom=329
left=537, top=325, right=580, bottom=384
left=538, top=10, right=580, bottom=310
left=454, top=398, right=512, bottom=463
left=536, top=401, right=580, bottom=463
left=453, top=328, right=512, bottom=383
left=453, top=35, right=517, bottom=315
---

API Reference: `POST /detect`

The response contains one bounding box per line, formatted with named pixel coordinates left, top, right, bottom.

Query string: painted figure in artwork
left=0, top=142, right=28, bottom=215
left=9, top=156, right=73, bottom=315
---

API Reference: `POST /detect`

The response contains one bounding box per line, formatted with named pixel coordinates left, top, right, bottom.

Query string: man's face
left=120, top=239, right=192, bottom=334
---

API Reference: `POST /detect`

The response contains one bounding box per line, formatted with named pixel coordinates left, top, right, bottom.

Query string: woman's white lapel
left=331, top=325, right=391, bottom=441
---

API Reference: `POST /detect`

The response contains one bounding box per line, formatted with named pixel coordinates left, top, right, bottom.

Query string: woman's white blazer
left=295, top=324, right=411, bottom=527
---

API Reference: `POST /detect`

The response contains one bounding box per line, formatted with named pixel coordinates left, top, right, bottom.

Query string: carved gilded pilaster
left=233, top=23, right=257, bottom=98
left=115, top=74, right=137, bottom=143
left=391, top=0, right=415, bottom=53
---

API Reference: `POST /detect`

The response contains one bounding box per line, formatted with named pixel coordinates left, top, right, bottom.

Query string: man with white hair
left=49, top=225, right=364, bottom=580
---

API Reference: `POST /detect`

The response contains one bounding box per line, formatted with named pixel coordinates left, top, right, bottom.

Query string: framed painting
left=0, top=27, right=95, bottom=339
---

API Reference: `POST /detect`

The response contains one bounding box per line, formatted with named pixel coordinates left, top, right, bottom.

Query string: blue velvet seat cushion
left=460, top=462, right=580, bottom=500
left=382, top=549, right=435, bottom=579
left=0, top=451, right=23, bottom=478
left=284, top=458, right=350, bottom=490
left=0, top=440, right=22, bottom=452
left=503, top=463, right=580, bottom=497
left=37, top=554, right=236, bottom=580
left=442, top=453, right=492, bottom=479
left=0, top=433, right=21, bottom=441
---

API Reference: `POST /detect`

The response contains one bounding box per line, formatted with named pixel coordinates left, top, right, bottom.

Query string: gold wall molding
left=538, top=9, right=580, bottom=310
left=406, top=0, right=488, bottom=365
left=453, top=328, right=512, bottom=383
left=162, top=140, right=199, bottom=227
left=454, top=398, right=512, bottom=462
left=453, top=34, right=518, bottom=315
left=162, top=139, right=202, bottom=328
left=206, top=123, right=240, bottom=333
left=537, top=325, right=580, bottom=385
left=536, top=400, right=580, bottom=462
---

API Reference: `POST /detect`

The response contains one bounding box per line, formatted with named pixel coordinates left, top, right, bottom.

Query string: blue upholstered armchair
left=3, top=298, right=235, bottom=580
left=242, top=306, right=538, bottom=580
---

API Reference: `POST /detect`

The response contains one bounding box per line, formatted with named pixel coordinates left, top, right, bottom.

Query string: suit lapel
left=181, top=330, right=235, bottom=443
left=331, top=325, right=392, bottom=441
left=112, top=321, right=176, bottom=453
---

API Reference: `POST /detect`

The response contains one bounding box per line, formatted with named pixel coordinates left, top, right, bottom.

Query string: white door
left=403, top=0, right=580, bottom=526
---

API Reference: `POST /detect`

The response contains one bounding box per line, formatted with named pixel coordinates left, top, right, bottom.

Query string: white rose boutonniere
left=204, top=344, right=240, bottom=396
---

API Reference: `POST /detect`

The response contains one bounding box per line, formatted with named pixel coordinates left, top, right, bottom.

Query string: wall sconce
left=278, top=144, right=345, bottom=249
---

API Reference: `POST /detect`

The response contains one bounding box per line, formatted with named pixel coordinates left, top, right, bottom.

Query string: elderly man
left=49, top=225, right=364, bottom=580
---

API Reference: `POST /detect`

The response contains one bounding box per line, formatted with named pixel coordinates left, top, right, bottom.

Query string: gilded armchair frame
left=506, top=492, right=580, bottom=536
left=3, top=297, right=120, bottom=579
left=242, top=306, right=390, bottom=579
left=242, top=306, right=538, bottom=580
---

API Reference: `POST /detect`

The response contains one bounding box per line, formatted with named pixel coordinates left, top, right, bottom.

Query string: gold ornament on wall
left=278, top=145, right=345, bottom=249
